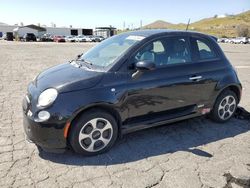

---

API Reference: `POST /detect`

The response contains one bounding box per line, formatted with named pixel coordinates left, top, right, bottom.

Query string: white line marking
left=235, top=66, right=250, bottom=69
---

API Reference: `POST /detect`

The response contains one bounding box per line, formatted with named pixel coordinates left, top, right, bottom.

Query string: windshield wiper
left=69, top=60, right=82, bottom=68
left=77, top=59, right=92, bottom=69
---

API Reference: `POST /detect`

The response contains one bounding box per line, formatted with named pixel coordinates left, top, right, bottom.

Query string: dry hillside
left=142, top=10, right=250, bottom=37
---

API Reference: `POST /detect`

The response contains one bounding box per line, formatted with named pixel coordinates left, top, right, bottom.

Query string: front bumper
left=22, top=96, right=68, bottom=153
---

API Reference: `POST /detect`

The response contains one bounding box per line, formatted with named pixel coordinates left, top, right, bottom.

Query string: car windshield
left=79, top=34, right=145, bottom=69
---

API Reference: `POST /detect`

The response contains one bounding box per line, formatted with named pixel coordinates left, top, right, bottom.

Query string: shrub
left=237, top=25, right=249, bottom=37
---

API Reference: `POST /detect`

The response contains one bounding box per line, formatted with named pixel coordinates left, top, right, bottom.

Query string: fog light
left=37, top=111, right=50, bottom=121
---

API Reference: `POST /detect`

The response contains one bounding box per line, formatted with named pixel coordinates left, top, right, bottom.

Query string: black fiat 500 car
left=23, top=30, right=242, bottom=155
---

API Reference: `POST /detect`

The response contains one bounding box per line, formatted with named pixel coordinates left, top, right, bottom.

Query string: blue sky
left=0, top=0, right=249, bottom=29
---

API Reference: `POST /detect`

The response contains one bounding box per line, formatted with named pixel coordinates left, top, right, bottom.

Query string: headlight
left=38, top=88, right=58, bottom=107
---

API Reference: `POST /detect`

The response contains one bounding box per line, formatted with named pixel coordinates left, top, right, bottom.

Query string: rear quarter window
left=192, top=37, right=217, bottom=61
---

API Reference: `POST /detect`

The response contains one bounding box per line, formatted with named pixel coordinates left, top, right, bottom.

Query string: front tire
left=69, top=109, right=118, bottom=155
left=209, top=90, right=238, bottom=123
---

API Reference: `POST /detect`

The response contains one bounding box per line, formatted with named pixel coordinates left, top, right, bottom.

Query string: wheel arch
left=209, top=84, right=241, bottom=122
left=214, top=84, right=242, bottom=106
left=65, top=104, right=122, bottom=140
left=227, top=85, right=241, bottom=102
left=215, top=70, right=242, bottom=104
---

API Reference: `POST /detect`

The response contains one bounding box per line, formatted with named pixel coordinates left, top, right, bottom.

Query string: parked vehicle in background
left=97, top=35, right=105, bottom=42
left=84, top=35, right=93, bottom=42
left=23, top=33, right=36, bottom=42
left=224, top=38, right=234, bottom=43
left=224, top=38, right=232, bottom=43
left=89, top=35, right=95, bottom=42
left=2, top=34, right=6, bottom=40
left=37, top=34, right=53, bottom=42
left=231, top=37, right=248, bottom=44
left=74, top=35, right=86, bottom=42
left=23, top=30, right=242, bottom=155
left=3, top=32, right=14, bottom=41
left=74, top=35, right=93, bottom=42
left=53, top=36, right=65, bottom=42
left=74, top=35, right=82, bottom=42
left=65, top=36, right=76, bottom=42
left=217, top=38, right=228, bottom=43
left=90, top=35, right=105, bottom=42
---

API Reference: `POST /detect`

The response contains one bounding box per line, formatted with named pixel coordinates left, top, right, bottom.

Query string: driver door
left=124, top=36, right=202, bottom=123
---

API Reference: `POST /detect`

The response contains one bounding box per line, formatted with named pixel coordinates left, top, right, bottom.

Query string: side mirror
left=135, top=61, right=156, bottom=71
left=132, top=61, right=156, bottom=79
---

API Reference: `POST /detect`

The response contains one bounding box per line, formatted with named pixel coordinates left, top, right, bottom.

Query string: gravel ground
left=0, top=41, right=249, bottom=188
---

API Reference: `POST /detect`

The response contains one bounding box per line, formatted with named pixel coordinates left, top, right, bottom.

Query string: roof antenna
left=186, top=18, right=191, bottom=31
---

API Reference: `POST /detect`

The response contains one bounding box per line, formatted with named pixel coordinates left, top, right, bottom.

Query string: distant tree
left=237, top=24, right=249, bottom=37
left=214, top=14, right=218, bottom=18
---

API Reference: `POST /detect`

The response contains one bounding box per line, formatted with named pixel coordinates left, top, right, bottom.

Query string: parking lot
left=0, top=41, right=249, bottom=188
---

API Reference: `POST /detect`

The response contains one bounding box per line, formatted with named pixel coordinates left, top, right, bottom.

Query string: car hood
left=34, top=62, right=104, bottom=93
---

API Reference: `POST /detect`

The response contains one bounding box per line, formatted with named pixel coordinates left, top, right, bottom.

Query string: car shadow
left=38, top=117, right=250, bottom=166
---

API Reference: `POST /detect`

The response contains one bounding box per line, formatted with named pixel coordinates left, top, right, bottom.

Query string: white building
left=0, top=23, right=16, bottom=37
left=13, top=25, right=46, bottom=38
left=0, top=24, right=93, bottom=38
left=217, top=14, right=227, bottom=18
left=95, top=26, right=117, bottom=38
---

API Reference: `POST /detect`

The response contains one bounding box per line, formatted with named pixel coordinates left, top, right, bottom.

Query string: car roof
left=122, top=29, right=212, bottom=39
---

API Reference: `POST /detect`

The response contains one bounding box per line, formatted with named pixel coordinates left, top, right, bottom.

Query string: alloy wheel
left=218, top=95, right=236, bottom=120
left=78, top=118, right=113, bottom=152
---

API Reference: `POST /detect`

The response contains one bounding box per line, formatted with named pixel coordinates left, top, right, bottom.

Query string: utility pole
left=123, top=21, right=125, bottom=31
left=140, top=20, right=142, bottom=29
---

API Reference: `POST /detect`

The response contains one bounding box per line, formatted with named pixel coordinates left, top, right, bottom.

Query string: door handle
left=189, top=76, right=202, bottom=81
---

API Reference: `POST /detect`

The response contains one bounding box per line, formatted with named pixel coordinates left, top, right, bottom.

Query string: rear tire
left=69, top=109, right=118, bottom=156
left=209, top=90, right=238, bottom=123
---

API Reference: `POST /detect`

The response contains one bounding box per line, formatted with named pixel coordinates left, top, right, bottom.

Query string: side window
left=133, top=37, right=191, bottom=67
left=153, top=41, right=164, bottom=53
left=166, top=37, right=191, bottom=65
left=134, top=40, right=166, bottom=66
left=195, top=39, right=216, bottom=60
